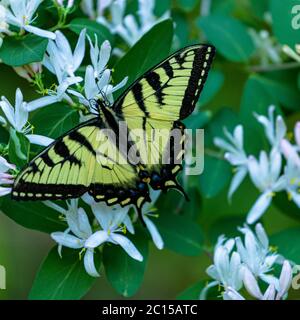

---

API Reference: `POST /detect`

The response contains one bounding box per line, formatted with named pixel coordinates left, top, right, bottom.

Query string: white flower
left=0, top=4, right=11, bottom=35
left=142, top=190, right=163, bottom=250
left=43, top=29, right=86, bottom=79
left=249, top=29, right=282, bottom=66
left=48, top=199, right=100, bottom=277
left=27, top=76, right=83, bottom=112
left=68, top=65, right=127, bottom=111
left=236, top=223, right=279, bottom=285
left=281, top=159, right=300, bottom=207
left=56, top=0, right=74, bottom=9
left=246, top=150, right=285, bottom=224
left=82, top=196, right=143, bottom=262
left=81, top=0, right=112, bottom=20
left=280, top=122, right=300, bottom=168
left=88, top=36, right=111, bottom=79
left=255, top=105, right=286, bottom=151
left=0, top=156, right=15, bottom=197
left=96, top=0, right=170, bottom=47
left=0, top=88, right=53, bottom=146
left=243, top=260, right=292, bottom=300
left=4, top=0, right=56, bottom=39
left=200, top=236, right=243, bottom=299
left=13, top=62, right=42, bottom=82
left=282, top=44, right=300, bottom=63
left=214, top=125, right=248, bottom=199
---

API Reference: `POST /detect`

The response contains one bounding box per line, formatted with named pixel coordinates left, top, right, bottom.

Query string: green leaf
left=205, top=107, right=239, bottom=147
left=183, top=110, right=212, bottom=129
left=157, top=189, right=202, bottom=220
left=240, top=76, right=282, bottom=154
left=177, top=281, right=204, bottom=300
left=0, top=126, right=9, bottom=143
left=273, top=192, right=300, bottom=221
left=198, top=70, right=224, bottom=107
left=31, top=103, right=79, bottom=139
left=154, top=0, right=171, bottom=16
left=173, top=11, right=190, bottom=48
left=209, top=216, right=246, bottom=244
left=270, top=228, right=300, bottom=264
left=177, top=280, right=221, bottom=300
left=1, top=198, right=66, bottom=233
left=0, top=35, right=48, bottom=66
left=103, top=229, right=149, bottom=297
left=113, top=19, right=174, bottom=97
left=199, top=155, right=231, bottom=198
left=251, top=71, right=300, bottom=111
left=8, top=129, right=30, bottom=167
left=69, top=18, right=113, bottom=44
left=155, top=210, right=204, bottom=256
left=197, top=15, right=255, bottom=62
left=271, top=0, right=300, bottom=47
left=29, top=247, right=100, bottom=300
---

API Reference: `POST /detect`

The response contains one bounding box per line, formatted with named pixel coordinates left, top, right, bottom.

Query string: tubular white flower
left=214, top=125, right=248, bottom=199
left=0, top=88, right=28, bottom=132
left=283, top=45, right=300, bottom=63
left=56, top=0, right=74, bottom=9
left=276, top=260, right=293, bottom=300
left=49, top=200, right=101, bottom=277
left=4, top=0, right=56, bottom=39
left=223, top=287, right=245, bottom=300
left=96, top=0, right=170, bottom=47
left=68, top=64, right=127, bottom=113
left=247, top=150, right=285, bottom=224
left=82, top=194, right=143, bottom=262
left=88, top=36, right=111, bottom=79
left=243, top=260, right=292, bottom=300
left=44, top=29, right=86, bottom=80
left=0, top=156, right=15, bottom=197
left=0, top=88, right=57, bottom=145
left=13, top=62, right=42, bottom=82
left=202, top=236, right=243, bottom=299
left=141, top=190, right=164, bottom=250
left=26, top=134, right=54, bottom=146
left=0, top=4, right=11, bottom=35
left=255, top=105, right=286, bottom=151
left=281, top=139, right=300, bottom=168
left=236, top=224, right=279, bottom=284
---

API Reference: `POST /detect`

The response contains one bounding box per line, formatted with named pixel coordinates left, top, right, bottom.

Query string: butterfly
left=12, top=44, right=215, bottom=222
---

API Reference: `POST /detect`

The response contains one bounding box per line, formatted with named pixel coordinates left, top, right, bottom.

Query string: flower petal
left=85, top=230, right=109, bottom=248
left=110, top=233, right=143, bottom=261
left=51, top=232, right=84, bottom=249
left=24, top=25, right=56, bottom=40
left=144, top=216, right=164, bottom=250
left=246, top=191, right=273, bottom=224
left=26, top=134, right=54, bottom=146
left=84, top=248, right=100, bottom=277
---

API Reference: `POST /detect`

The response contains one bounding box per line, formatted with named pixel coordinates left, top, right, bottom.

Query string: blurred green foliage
left=0, top=0, right=300, bottom=300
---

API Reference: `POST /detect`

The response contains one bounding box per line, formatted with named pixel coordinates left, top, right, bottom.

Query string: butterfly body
left=12, top=44, right=216, bottom=218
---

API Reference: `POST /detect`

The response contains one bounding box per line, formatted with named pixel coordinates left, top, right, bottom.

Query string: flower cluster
left=214, top=105, right=300, bottom=224
left=201, top=223, right=293, bottom=300
left=47, top=190, right=163, bottom=277
left=81, top=0, right=170, bottom=48
left=0, top=0, right=56, bottom=43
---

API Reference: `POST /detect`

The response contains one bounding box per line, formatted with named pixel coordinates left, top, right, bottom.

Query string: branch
left=248, top=62, right=300, bottom=73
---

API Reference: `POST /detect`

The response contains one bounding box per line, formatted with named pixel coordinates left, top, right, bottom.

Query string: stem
left=204, top=148, right=224, bottom=160
left=248, top=61, right=300, bottom=73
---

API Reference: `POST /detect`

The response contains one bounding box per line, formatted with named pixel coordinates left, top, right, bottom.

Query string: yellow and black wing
left=12, top=118, right=150, bottom=212
left=113, top=44, right=215, bottom=192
